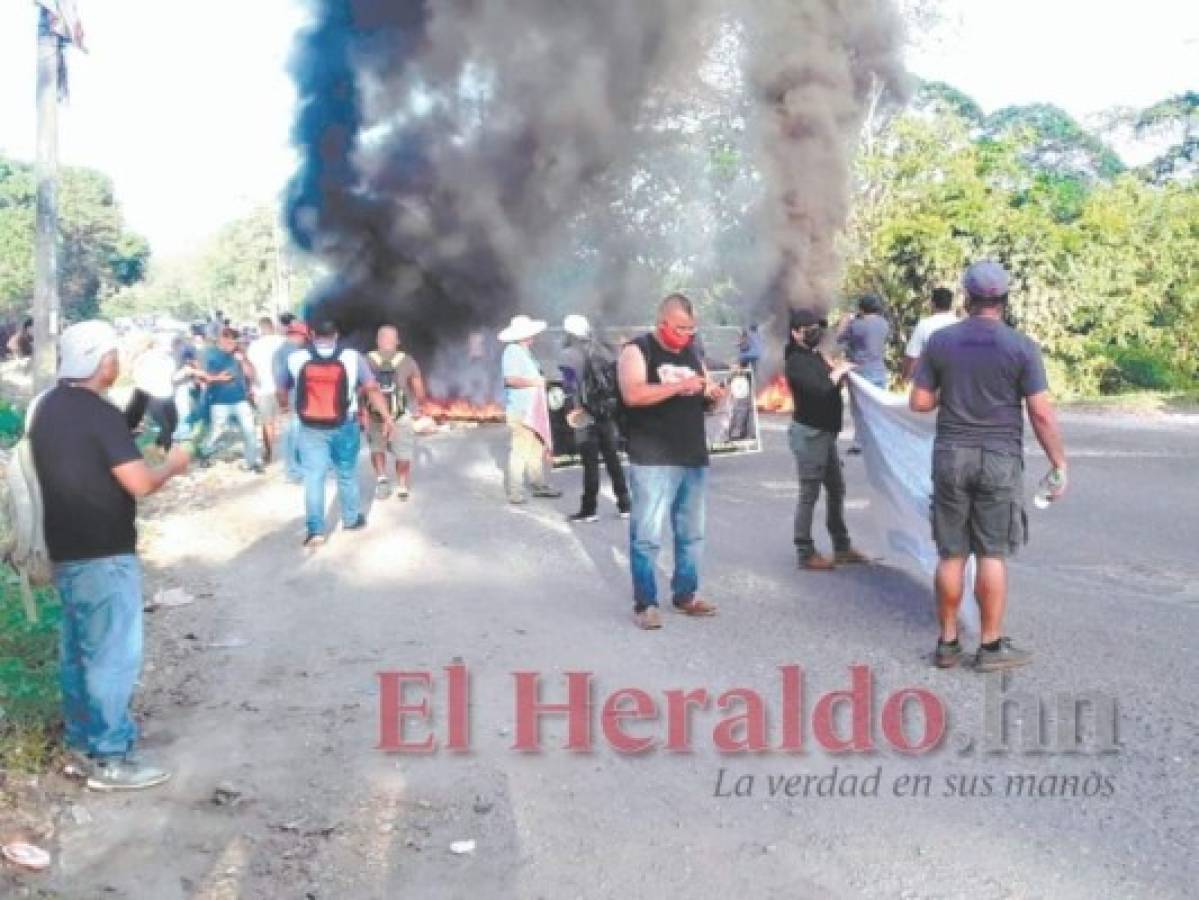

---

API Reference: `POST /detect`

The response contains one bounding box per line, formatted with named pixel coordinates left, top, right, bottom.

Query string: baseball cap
left=858, top=293, right=884, bottom=314
left=58, top=321, right=119, bottom=380
left=789, top=308, right=827, bottom=329
left=963, top=261, right=1010, bottom=300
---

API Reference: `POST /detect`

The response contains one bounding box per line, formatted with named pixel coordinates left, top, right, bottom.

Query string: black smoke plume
left=285, top=0, right=906, bottom=364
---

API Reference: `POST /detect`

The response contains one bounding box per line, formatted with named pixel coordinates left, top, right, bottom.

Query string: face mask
left=802, top=327, right=825, bottom=349
left=314, top=341, right=337, bottom=359
left=657, top=323, right=692, bottom=353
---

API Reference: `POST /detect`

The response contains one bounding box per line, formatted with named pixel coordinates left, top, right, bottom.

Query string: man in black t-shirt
left=617, top=294, right=725, bottom=631
left=31, top=321, right=190, bottom=791
left=784, top=308, right=872, bottom=571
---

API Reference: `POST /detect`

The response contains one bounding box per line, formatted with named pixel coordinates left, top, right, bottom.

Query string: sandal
left=634, top=608, right=662, bottom=630
left=674, top=597, right=718, bottom=617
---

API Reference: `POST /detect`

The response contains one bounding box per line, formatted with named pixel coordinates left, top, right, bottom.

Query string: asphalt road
left=36, top=407, right=1199, bottom=899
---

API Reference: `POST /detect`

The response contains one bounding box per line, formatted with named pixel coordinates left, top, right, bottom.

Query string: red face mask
left=657, top=322, right=692, bottom=353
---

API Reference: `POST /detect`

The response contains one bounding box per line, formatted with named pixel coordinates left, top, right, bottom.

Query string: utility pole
left=32, top=8, right=61, bottom=393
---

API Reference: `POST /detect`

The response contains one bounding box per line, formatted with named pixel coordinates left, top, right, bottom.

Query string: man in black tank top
left=618, top=294, right=726, bottom=630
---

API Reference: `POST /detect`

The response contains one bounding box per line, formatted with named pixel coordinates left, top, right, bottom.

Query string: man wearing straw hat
left=499, top=315, right=561, bottom=505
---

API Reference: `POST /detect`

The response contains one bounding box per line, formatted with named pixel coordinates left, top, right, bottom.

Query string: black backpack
left=579, top=340, right=622, bottom=421
left=368, top=350, right=408, bottom=420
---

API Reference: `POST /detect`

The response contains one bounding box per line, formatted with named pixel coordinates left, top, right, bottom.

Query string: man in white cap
left=30, top=321, right=191, bottom=791
left=499, top=314, right=560, bottom=504
left=280, top=320, right=394, bottom=548
left=558, top=314, right=629, bottom=522
left=911, top=261, right=1068, bottom=673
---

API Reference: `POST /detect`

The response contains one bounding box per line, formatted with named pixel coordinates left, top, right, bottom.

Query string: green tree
left=0, top=158, right=36, bottom=316
left=0, top=154, right=150, bottom=321
left=913, top=80, right=984, bottom=126
left=1136, top=91, right=1199, bottom=184
left=984, top=103, right=1126, bottom=182
left=103, top=204, right=322, bottom=324
left=845, top=93, right=1198, bottom=397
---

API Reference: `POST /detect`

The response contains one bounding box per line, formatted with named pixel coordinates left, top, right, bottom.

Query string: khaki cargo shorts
left=931, top=445, right=1027, bottom=559
left=368, top=414, right=416, bottom=461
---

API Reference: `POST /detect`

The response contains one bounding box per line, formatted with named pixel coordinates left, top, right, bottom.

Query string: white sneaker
left=86, top=757, right=172, bottom=792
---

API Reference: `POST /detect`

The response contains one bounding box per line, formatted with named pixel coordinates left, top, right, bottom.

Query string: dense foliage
left=844, top=84, right=1198, bottom=396
left=0, top=155, right=150, bottom=322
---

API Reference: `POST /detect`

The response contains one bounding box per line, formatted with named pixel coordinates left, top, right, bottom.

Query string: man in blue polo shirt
left=200, top=327, right=262, bottom=472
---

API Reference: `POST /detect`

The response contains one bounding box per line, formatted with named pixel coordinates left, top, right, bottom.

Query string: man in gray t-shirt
left=838, top=294, right=891, bottom=388
left=911, top=262, right=1068, bottom=674
left=919, top=316, right=1048, bottom=455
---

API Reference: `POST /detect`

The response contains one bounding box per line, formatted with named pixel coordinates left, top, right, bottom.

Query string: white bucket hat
left=562, top=314, right=591, bottom=339
left=58, top=320, right=119, bottom=380
left=498, top=315, right=547, bottom=343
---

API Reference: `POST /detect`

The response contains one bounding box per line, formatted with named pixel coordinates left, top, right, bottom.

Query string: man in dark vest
left=559, top=313, right=630, bottom=523
left=618, top=294, right=725, bottom=630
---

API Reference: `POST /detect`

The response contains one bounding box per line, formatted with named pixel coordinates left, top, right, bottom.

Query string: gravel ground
left=5, top=408, right=1196, bottom=899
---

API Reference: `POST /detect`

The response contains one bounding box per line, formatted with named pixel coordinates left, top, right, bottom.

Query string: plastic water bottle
left=1033, top=469, right=1066, bottom=510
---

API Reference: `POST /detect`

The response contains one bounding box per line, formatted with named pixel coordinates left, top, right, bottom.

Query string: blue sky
left=0, top=0, right=1195, bottom=256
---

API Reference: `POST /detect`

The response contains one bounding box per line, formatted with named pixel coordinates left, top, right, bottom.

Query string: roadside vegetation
left=0, top=400, right=61, bottom=772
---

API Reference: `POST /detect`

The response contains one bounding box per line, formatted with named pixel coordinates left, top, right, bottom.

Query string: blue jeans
left=628, top=465, right=706, bottom=610
left=299, top=420, right=362, bottom=536
left=185, top=385, right=211, bottom=430
left=54, top=555, right=143, bottom=760
left=283, top=413, right=302, bottom=480
left=172, top=385, right=195, bottom=441
left=203, top=400, right=260, bottom=467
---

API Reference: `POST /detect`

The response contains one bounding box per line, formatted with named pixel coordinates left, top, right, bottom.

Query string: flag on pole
left=36, top=1, right=85, bottom=100
left=36, top=0, right=86, bottom=51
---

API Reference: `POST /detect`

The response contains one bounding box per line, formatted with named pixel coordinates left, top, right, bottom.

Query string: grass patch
left=0, top=397, right=63, bottom=772
left=0, top=573, right=62, bottom=773
left=1064, top=390, right=1199, bottom=414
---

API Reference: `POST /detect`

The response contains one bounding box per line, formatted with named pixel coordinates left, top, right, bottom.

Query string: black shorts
left=931, top=446, right=1027, bottom=559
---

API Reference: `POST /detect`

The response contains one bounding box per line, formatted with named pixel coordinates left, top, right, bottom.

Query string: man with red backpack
left=279, top=320, right=394, bottom=548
